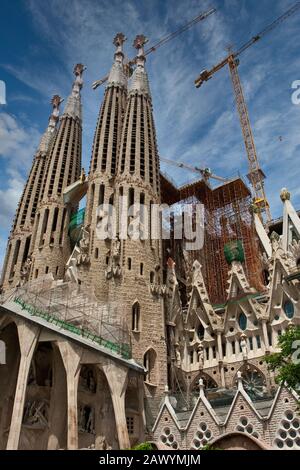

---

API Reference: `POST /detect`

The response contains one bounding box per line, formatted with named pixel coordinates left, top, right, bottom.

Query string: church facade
left=0, top=34, right=299, bottom=450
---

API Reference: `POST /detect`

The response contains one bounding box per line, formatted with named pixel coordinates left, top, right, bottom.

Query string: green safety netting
left=69, top=207, right=85, bottom=231
left=14, top=296, right=131, bottom=360
left=69, top=208, right=86, bottom=244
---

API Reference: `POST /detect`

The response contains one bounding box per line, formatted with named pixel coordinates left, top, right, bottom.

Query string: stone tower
left=0, top=96, right=63, bottom=291
left=29, top=64, right=85, bottom=282
left=109, top=35, right=168, bottom=402
left=82, top=34, right=128, bottom=300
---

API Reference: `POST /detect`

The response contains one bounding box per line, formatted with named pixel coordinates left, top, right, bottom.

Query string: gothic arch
left=125, top=373, right=143, bottom=447
left=190, top=372, right=218, bottom=393
left=78, top=364, right=98, bottom=449
left=19, top=341, right=67, bottom=450
left=209, top=431, right=271, bottom=450
left=143, top=347, right=158, bottom=385
left=131, top=301, right=140, bottom=332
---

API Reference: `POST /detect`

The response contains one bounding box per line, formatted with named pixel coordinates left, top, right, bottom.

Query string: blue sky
left=0, top=0, right=300, bottom=271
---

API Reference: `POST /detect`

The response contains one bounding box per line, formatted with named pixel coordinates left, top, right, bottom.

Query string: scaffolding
left=10, top=276, right=131, bottom=359
left=160, top=174, right=265, bottom=306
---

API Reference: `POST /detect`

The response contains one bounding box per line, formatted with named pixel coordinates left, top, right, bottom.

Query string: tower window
left=51, top=207, right=59, bottom=233
left=140, top=263, right=144, bottom=275
left=150, top=271, right=155, bottom=283
left=126, top=416, right=134, bottom=435
left=95, top=248, right=99, bottom=259
left=143, top=348, right=157, bottom=384
left=283, top=300, right=294, bottom=319
left=128, top=258, right=132, bottom=270
left=132, top=302, right=140, bottom=332
left=98, top=184, right=105, bottom=206
left=238, top=312, right=247, bottom=331
left=197, top=324, right=204, bottom=341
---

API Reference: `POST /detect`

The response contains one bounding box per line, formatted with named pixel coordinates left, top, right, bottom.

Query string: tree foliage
left=132, top=442, right=154, bottom=450
left=264, top=326, right=300, bottom=391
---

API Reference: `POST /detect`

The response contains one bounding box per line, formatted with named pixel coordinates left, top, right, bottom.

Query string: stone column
left=217, top=332, right=225, bottom=388
left=262, top=320, right=270, bottom=352
left=47, top=344, right=68, bottom=450
left=137, top=375, right=146, bottom=443
left=100, top=360, right=130, bottom=449
left=58, top=340, right=82, bottom=450
left=6, top=320, right=39, bottom=450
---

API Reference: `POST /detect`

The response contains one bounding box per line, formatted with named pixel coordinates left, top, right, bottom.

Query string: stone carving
left=197, top=343, right=204, bottom=368
left=65, top=245, right=81, bottom=283
left=49, top=95, right=63, bottom=131
left=174, top=342, right=181, bottom=366
left=20, top=256, right=32, bottom=285
left=78, top=226, right=90, bottom=265
left=97, top=436, right=112, bottom=450
left=192, top=260, right=202, bottom=285
left=72, top=64, right=86, bottom=98
left=240, top=333, right=248, bottom=360
left=79, top=405, right=95, bottom=434
left=79, top=367, right=97, bottom=393
left=23, top=400, right=49, bottom=427
left=105, top=236, right=122, bottom=279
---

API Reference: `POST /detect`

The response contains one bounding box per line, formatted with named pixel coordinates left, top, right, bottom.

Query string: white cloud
left=0, top=112, right=41, bottom=259
left=0, top=112, right=41, bottom=174
left=1, top=0, right=300, bottom=264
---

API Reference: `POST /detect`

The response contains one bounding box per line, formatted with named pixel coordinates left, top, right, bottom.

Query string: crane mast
left=228, top=56, right=271, bottom=221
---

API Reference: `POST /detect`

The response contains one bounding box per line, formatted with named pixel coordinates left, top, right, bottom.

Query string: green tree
left=265, top=326, right=300, bottom=391
left=132, top=442, right=154, bottom=450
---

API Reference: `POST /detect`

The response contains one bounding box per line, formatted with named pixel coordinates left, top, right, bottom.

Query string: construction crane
left=92, top=7, right=216, bottom=90
left=160, top=156, right=228, bottom=184
left=195, top=2, right=300, bottom=224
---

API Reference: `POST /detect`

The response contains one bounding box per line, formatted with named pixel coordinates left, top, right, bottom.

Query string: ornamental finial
left=48, top=95, right=63, bottom=132
left=280, top=188, right=291, bottom=202
left=73, top=63, right=86, bottom=77
left=133, top=34, right=148, bottom=50
left=71, top=64, right=86, bottom=98
left=113, top=32, right=126, bottom=47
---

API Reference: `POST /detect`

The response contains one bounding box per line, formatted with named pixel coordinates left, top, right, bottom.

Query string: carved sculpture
left=197, top=343, right=204, bottom=368
left=20, top=256, right=32, bottom=285
left=240, top=333, right=248, bottom=360
left=23, top=400, right=49, bottom=427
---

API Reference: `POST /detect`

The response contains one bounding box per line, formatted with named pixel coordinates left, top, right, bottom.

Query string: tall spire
left=0, top=96, right=63, bottom=290
left=62, top=63, right=85, bottom=120
left=82, top=34, right=128, bottom=302
left=129, top=35, right=151, bottom=97
left=87, top=33, right=128, bottom=176
left=29, top=65, right=85, bottom=282
left=107, top=33, right=127, bottom=88
left=108, top=33, right=167, bottom=397
left=118, top=34, right=160, bottom=195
